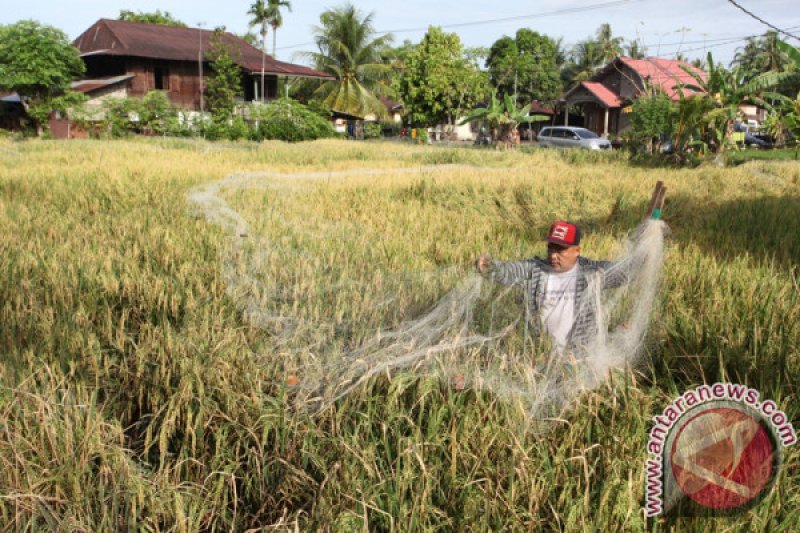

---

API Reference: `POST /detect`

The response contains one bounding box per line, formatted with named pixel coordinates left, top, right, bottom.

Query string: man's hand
left=476, top=254, right=492, bottom=274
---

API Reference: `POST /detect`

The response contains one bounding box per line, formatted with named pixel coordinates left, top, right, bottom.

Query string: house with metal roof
left=562, top=56, right=707, bottom=138
left=72, top=18, right=333, bottom=111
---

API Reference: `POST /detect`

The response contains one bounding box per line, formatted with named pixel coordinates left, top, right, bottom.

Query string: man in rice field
left=476, top=220, right=637, bottom=354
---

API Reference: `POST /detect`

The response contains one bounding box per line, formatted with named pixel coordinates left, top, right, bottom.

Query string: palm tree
left=571, top=40, right=603, bottom=82
left=595, top=23, right=624, bottom=64
left=247, top=0, right=269, bottom=101
left=266, top=0, right=292, bottom=58
left=300, top=3, right=393, bottom=117
left=732, top=31, right=787, bottom=81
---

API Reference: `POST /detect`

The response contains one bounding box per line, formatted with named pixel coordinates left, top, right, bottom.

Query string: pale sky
left=3, top=0, right=799, bottom=67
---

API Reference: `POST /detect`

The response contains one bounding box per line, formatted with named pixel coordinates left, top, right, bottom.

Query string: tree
left=625, top=38, right=648, bottom=59
left=763, top=41, right=800, bottom=148
left=629, top=92, right=673, bottom=154
left=563, top=24, right=623, bottom=87
left=206, top=30, right=243, bottom=119
left=681, top=52, right=794, bottom=162
left=301, top=3, right=394, bottom=117
left=0, top=20, right=85, bottom=135
left=567, top=40, right=603, bottom=84
left=594, top=23, right=624, bottom=64
left=460, top=91, right=547, bottom=149
left=238, top=31, right=260, bottom=47
left=395, top=26, right=489, bottom=130
left=732, top=31, right=798, bottom=97
left=486, top=29, right=562, bottom=104
left=733, top=31, right=786, bottom=78
left=248, top=0, right=271, bottom=102
left=266, top=0, right=292, bottom=58
left=118, top=10, right=186, bottom=27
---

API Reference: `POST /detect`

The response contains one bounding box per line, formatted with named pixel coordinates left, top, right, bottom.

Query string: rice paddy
left=0, top=137, right=798, bottom=531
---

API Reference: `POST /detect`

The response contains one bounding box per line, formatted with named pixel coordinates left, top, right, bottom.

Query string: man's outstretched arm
left=476, top=254, right=541, bottom=286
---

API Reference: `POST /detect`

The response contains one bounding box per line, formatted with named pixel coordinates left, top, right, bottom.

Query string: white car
left=538, top=126, right=612, bottom=150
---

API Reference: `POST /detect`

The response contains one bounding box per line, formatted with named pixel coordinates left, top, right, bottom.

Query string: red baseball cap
left=544, top=220, right=581, bottom=247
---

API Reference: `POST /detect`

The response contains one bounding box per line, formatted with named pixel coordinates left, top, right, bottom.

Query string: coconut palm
left=733, top=32, right=787, bottom=80
left=300, top=3, right=393, bottom=117
left=266, top=0, right=292, bottom=58
left=247, top=0, right=270, bottom=101
left=595, top=23, right=624, bottom=64
left=570, top=40, right=604, bottom=82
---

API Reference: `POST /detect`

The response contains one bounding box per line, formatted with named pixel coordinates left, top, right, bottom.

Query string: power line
left=655, top=25, right=800, bottom=58
left=726, top=0, right=800, bottom=41
left=276, top=0, right=643, bottom=51
left=384, top=0, right=641, bottom=33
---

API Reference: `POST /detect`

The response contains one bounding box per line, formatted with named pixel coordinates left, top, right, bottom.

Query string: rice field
left=0, top=137, right=798, bottom=531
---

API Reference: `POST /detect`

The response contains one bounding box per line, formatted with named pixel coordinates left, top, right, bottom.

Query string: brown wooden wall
left=82, top=55, right=279, bottom=111
left=126, top=58, right=203, bottom=109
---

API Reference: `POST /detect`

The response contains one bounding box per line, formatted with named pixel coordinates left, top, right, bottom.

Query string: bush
left=629, top=93, right=674, bottom=154
left=250, top=98, right=336, bottom=142
left=363, top=121, right=382, bottom=139
left=101, top=97, right=140, bottom=137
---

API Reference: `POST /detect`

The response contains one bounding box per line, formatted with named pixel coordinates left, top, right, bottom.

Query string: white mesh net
left=189, top=170, right=666, bottom=421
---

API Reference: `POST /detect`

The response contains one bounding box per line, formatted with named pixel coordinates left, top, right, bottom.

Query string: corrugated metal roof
left=580, top=81, right=623, bottom=108
left=379, top=96, right=403, bottom=111
left=73, top=19, right=333, bottom=80
left=529, top=100, right=555, bottom=115
left=71, top=74, right=135, bottom=94
left=606, top=56, right=706, bottom=100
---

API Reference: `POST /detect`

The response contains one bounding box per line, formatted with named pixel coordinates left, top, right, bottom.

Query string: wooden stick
left=645, top=181, right=664, bottom=218
left=656, top=185, right=667, bottom=212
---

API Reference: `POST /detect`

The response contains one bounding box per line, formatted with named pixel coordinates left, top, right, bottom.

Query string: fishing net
left=188, top=169, right=666, bottom=420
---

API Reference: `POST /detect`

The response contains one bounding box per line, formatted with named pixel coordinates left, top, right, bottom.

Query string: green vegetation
left=395, top=26, right=489, bottom=130
left=0, top=20, right=85, bottom=135
left=459, top=91, right=547, bottom=149
left=117, top=9, right=186, bottom=27
left=629, top=93, right=674, bottom=154
left=0, top=138, right=798, bottom=530
left=301, top=3, right=394, bottom=118
left=206, top=30, right=244, bottom=120
left=249, top=97, right=337, bottom=141
left=486, top=29, right=562, bottom=104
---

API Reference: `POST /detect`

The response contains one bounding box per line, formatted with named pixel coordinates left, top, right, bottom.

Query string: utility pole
left=198, top=22, right=205, bottom=114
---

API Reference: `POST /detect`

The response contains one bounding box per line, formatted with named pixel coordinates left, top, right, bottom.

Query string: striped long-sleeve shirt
left=487, top=255, right=637, bottom=351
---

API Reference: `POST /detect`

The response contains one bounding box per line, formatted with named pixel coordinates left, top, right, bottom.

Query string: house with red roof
left=562, top=56, right=707, bottom=138
left=72, top=19, right=332, bottom=111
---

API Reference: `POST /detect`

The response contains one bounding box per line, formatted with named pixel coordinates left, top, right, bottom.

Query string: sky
left=3, top=0, right=800, bottom=67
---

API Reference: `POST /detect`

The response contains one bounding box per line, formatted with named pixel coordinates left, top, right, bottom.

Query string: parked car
left=735, top=121, right=773, bottom=148
left=537, top=126, right=612, bottom=150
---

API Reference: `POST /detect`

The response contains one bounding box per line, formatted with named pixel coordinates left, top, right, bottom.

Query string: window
left=154, top=67, right=169, bottom=91
left=575, top=129, right=599, bottom=139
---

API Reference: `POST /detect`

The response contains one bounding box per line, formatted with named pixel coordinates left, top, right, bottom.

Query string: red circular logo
left=670, top=406, right=777, bottom=510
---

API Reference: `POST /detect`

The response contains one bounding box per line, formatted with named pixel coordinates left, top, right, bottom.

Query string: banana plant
left=767, top=40, right=800, bottom=151
left=680, top=52, right=795, bottom=163
left=459, top=92, right=548, bottom=149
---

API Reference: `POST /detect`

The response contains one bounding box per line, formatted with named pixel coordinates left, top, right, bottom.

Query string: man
left=476, top=220, right=636, bottom=353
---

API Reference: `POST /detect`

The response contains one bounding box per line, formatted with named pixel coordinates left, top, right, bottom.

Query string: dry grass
left=0, top=137, right=798, bottom=531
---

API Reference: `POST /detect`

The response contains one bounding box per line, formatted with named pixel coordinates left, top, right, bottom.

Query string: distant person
left=476, top=221, right=639, bottom=353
